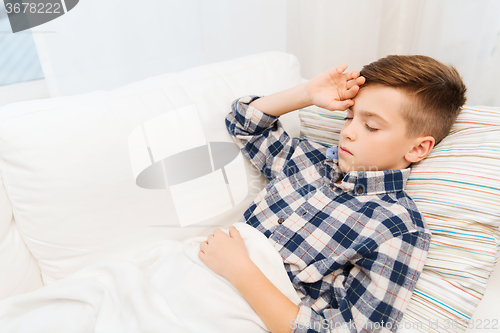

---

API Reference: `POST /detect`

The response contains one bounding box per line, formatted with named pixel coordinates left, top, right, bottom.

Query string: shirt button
left=356, top=187, right=363, bottom=194
left=277, top=218, right=285, bottom=224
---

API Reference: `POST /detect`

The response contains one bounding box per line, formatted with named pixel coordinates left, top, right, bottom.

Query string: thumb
left=229, top=225, right=241, bottom=239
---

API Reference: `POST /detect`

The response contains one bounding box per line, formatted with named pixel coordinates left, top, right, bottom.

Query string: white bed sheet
left=0, top=222, right=301, bottom=333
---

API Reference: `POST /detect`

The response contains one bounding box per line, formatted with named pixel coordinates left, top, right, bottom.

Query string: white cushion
left=0, top=51, right=302, bottom=287
left=0, top=173, right=44, bottom=299
left=298, top=105, right=500, bottom=332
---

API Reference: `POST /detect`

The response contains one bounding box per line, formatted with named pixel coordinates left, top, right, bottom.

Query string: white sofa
left=0, top=52, right=498, bottom=332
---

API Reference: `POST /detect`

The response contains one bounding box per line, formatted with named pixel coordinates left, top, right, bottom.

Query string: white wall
left=32, top=0, right=287, bottom=97
left=286, top=0, right=500, bottom=106
left=4, top=1, right=500, bottom=107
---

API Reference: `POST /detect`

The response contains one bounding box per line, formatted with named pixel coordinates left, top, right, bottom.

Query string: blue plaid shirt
left=225, top=95, right=431, bottom=333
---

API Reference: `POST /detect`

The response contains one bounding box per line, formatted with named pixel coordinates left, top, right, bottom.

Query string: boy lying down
left=200, top=55, right=467, bottom=333
left=0, top=55, right=466, bottom=333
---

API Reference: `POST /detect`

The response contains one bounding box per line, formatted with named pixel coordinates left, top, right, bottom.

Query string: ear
left=405, top=136, right=435, bottom=163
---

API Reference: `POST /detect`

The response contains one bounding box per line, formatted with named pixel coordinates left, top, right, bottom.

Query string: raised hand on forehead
left=305, top=63, right=366, bottom=111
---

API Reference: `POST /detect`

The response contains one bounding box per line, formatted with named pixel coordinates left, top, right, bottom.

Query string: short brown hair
left=360, top=55, right=467, bottom=146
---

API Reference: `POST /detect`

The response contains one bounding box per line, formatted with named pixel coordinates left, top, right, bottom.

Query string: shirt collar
left=324, top=146, right=411, bottom=196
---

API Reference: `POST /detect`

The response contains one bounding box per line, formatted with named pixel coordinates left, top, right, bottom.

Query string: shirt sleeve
left=291, top=231, right=431, bottom=333
left=225, top=95, right=302, bottom=181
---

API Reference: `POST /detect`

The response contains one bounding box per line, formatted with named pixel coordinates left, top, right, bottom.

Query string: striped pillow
left=298, top=105, right=500, bottom=332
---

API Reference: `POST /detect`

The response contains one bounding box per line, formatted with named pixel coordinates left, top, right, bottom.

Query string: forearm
left=228, top=259, right=299, bottom=333
left=249, top=82, right=312, bottom=117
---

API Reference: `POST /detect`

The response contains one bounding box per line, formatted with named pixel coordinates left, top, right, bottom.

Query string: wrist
left=226, top=257, right=257, bottom=285
left=298, top=82, right=313, bottom=108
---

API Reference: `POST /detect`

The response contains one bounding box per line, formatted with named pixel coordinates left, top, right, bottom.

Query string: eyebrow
left=349, top=105, right=389, bottom=125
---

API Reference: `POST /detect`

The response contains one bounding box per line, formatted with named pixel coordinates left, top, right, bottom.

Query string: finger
left=342, top=100, right=355, bottom=110
left=336, top=62, right=348, bottom=74
left=212, top=229, right=222, bottom=239
left=344, top=85, right=360, bottom=100
left=346, top=80, right=357, bottom=90
left=346, top=75, right=365, bottom=90
left=199, top=241, right=208, bottom=253
left=229, top=225, right=241, bottom=239
left=345, top=70, right=360, bottom=81
left=207, top=234, right=214, bottom=243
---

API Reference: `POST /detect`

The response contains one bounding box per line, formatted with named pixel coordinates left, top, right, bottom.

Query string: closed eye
left=365, top=123, right=378, bottom=132
left=343, top=117, right=378, bottom=132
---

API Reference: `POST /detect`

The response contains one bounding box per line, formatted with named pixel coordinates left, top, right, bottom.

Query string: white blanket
left=0, top=223, right=301, bottom=333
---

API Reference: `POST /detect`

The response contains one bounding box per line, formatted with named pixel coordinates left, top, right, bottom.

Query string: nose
left=341, top=120, right=356, bottom=141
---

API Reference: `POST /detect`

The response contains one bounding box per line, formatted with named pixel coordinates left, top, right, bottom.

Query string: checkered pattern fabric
left=225, top=95, right=432, bottom=333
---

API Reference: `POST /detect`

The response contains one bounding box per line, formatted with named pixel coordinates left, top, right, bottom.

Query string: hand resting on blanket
left=0, top=222, right=301, bottom=333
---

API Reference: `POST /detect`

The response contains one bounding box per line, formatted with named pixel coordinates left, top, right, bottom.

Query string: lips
left=339, top=146, right=353, bottom=155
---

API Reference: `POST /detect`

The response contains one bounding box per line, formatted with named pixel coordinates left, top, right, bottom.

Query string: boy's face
left=338, top=84, right=417, bottom=174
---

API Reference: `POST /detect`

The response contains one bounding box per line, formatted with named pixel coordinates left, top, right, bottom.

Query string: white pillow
left=0, top=51, right=302, bottom=287
left=0, top=173, right=44, bottom=299
left=298, top=105, right=500, bottom=332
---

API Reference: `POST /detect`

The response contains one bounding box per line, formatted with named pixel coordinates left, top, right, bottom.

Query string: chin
left=337, top=161, right=351, bottom=174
